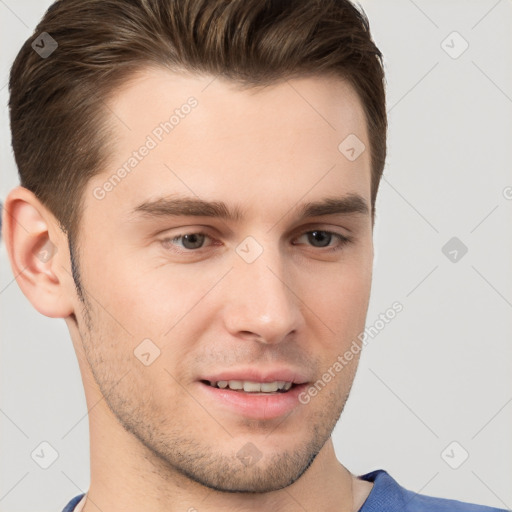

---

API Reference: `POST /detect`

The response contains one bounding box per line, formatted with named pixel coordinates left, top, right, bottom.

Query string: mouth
left=200, top=379, right=298, bottom=394
left=196, top=378, right=310, bottom=420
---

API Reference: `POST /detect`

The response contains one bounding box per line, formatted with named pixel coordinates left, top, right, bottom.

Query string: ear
left=2, top=186, right=75, bottom=318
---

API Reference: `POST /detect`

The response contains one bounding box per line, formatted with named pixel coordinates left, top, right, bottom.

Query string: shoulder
left=61, top=493, right=85, bottom=512
left=357, top=469, right=508, bottom=512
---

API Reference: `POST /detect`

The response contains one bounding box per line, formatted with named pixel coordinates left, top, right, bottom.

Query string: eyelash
left=161, top=229, right=353, bottom=255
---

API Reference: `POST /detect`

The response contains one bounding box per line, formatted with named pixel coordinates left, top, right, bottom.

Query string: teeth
left=208, top=380, right=294, bottom=392
left=260, top=382, right=279, bottom=392
left=243, top=381, right=261, bottom=392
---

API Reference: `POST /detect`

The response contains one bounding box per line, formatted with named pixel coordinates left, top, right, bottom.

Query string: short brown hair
left=9, top=0, right=386, bottom=245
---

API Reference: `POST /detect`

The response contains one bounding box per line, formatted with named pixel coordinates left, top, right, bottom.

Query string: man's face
left=70, top=68, right=374, bottom=492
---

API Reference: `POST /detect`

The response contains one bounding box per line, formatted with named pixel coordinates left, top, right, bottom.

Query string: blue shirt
left=61, top=469, right=508, bottom=511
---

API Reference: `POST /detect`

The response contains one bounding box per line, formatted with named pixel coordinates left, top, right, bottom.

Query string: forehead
left=108, top=67, right=368, bottom=141
left=86, top=67, right=371, bottom=224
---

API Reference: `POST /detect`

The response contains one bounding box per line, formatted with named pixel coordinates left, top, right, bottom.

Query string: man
left=2, top=0, right=506, bottom=511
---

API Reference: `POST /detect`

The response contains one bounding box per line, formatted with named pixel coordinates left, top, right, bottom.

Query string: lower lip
left=196, top=381, right=309, bottom=420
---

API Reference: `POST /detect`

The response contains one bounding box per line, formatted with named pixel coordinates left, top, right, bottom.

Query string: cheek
left=299, top=257, right=372, bottom=327
left=91, top=258, right=227, bottom=342
left=82, top=229, right=372, bottom=343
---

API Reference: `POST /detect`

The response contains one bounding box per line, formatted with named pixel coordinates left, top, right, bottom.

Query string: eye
left=293, top=230, right=352, bottom=252
left=163, top=232, right=213, bottom=251
left=161, top=229, right=353, bottom=255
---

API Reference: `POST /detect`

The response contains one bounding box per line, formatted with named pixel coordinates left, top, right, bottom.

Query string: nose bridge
left=224, top=239, right=303, bottom=342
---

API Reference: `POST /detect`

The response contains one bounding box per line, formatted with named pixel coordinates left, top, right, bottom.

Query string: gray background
left=1, top=1, right=511, bottom=511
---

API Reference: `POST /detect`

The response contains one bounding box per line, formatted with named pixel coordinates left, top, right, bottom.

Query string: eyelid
left=160, top=226, right=353, bottom=254
left=158, top=222, right=351, bottom=238
left=290, top=222, right=352, bottom=238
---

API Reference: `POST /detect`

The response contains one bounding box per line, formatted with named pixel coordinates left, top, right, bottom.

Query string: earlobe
left=2, top=186, right=74, bottom=318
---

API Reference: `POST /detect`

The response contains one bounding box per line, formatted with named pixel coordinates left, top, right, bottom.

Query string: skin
left=3, top=68, right=375, bottom=511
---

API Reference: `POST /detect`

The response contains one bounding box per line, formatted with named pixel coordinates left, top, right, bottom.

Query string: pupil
left=309, top=231, right=331, bottom=247
left=183, top=234, right=204, bottom=249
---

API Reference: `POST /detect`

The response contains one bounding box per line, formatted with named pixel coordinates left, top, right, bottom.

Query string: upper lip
left=199, top=367, right=310, bottom=385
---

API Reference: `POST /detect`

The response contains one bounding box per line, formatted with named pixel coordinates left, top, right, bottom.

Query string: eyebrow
left=131, top=193, right=369, bottom=222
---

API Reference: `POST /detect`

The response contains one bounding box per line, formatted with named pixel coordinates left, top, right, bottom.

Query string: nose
left=222, top=244, right=305, bottom=344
